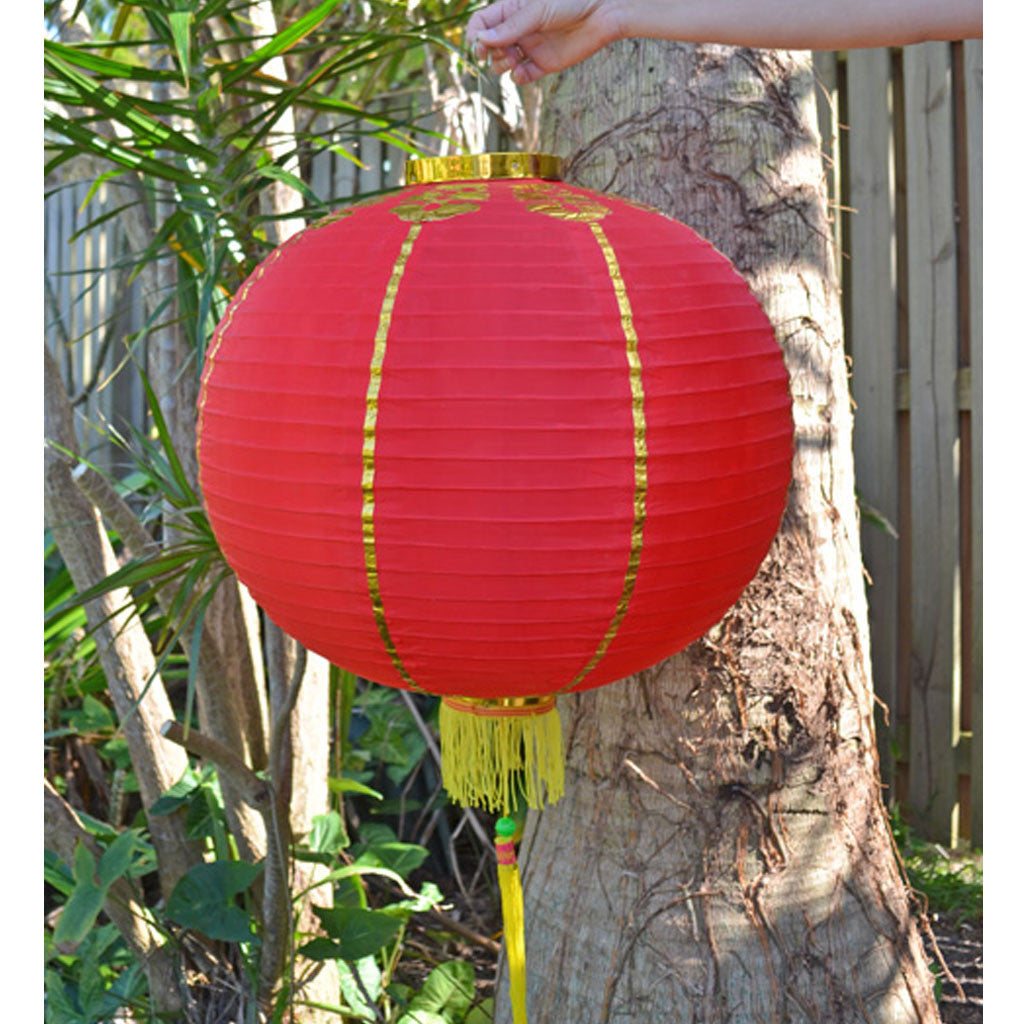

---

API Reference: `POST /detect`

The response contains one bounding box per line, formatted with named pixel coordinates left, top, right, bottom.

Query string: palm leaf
left=45, top=48, right=216, bottom=162
left=44, top=109, right=199, bottom=186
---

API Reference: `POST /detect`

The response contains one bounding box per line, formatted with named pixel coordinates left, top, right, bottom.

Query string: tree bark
left=498, top=42, right=940, bottom=1024
left=261, top=622, right=340, bottom=1019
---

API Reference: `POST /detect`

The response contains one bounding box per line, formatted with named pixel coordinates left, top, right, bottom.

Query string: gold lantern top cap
left=405, top=152, right=563, bottom=185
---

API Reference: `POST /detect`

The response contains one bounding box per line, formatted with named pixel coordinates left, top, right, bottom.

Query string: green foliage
left=165, top=859, right=265, bottom=942
left=288, top=808, right=488, bottom=1022
left=45, top=924, right=147, bottom=1024
left=149, top=763, right=233, bottom=856
left=890, top=803, right=983, bottom=925
left=400, top=960, right=476, bottom=1023
left=302, top=906, right=405, bottom=961
left=55, top=831, right=150, bottom=947
left=44, top=1, right=496, bottom=1018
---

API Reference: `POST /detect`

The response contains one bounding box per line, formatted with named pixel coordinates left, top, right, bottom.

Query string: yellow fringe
left=439, top=699, right=565, bottom=814
left=497, top=850, right=528, bottom=1024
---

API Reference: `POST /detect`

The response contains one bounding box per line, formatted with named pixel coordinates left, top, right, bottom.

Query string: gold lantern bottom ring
left=438, top=694, right=564, bottom=814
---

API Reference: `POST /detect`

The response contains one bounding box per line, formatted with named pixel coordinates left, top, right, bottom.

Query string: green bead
left=495, top=816, right=517, bottom=838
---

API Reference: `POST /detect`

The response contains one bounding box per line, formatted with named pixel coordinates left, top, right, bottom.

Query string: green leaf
left=464, top=998, right=495, bottom=1024
left=76, top=923, right=124, bottom=1018
left=72, top=839, right=97, bottom=886
left=167, top=10, right=193, bottom=86
left=357, top=822, right=398, bottom=845
left=252, top=163, right=321, bottom=206
left=297, top=937, right=349, bottom=961
left=354, top=841, right=429, bottom=879
left=44, top=545, right=198, bottom=625
left=395, top=1012, right=448, bottom=1024
left=148, top=768, right=200, bottom=816
left=44, top=850, right=76, bottom=897
left=44, top=39, right=176, bottom=84
left=294, top=862, right=415, bottom=905
left=327, top=776, right=383, bottom=801
left=218, top=0, right=344, bottom=88
left=44, top=968, right=86, bottom=1024
left=97, top=830, right=139, bottom=887
left=405, top=961, right=475, bottom=1022
left=73, top=810, right=121, bottom=839
left=857, top=490, right=899, bottom=538
left=380, top=880, right=444, bottom=919
left=308, top=906, right=402, bottom=960
left=44, top=110, right=199, bottom=186
left=309, top=810, right=348, bottom=856
left=44, top=50, right=214, bottom=162
left=338, top=955, right=383, bottom=1020
left=139, top=367, right=199, bottom=511
left=333, top=874, right=367, bottom=909
left=165, top=859, right=263, bottom=942
left=386, top=980, right=414, bottom=1010
left=54, top=878, right=106, bottom=948
left=67, top=694, right=114, bottom=735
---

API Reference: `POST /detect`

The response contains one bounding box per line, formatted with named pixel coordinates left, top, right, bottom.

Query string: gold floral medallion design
left=511, top=181, right=609, bottom=222
left=391, top=182, right=490, bottom=222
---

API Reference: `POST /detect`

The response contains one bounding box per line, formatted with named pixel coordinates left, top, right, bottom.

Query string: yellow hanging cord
left=495, top=817, right=528, bottom=1024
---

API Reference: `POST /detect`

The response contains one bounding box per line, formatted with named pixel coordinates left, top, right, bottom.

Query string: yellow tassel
left=439, top=695, right=564, bottom=814
left=495, top=817, right=529, bottom=1024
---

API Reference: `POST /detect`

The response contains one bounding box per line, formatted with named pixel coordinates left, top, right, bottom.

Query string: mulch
left=929, top=912, right=983, bottom=1024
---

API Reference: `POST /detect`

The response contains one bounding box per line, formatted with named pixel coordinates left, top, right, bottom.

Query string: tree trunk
left=499, top=42, right=940, bottom=1024
left=44, top=348, right=202, bottom=897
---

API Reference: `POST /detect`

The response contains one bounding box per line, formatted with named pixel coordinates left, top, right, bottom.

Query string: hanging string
left=495, top=816, right=528, bottom=1024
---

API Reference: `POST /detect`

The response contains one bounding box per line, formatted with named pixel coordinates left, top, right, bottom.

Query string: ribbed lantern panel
left=370, top=209, right=636, bottom=693
left=199, top=207, right=414, bottom=687
left=197, top=178, right=792, bottom=699
left=576, top=205, right=793, bottom=688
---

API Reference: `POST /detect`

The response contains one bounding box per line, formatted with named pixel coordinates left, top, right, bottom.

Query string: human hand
left=466, top=0, right=624, bottom=85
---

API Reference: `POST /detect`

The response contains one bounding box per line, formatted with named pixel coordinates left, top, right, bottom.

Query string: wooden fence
left=44, top=177, right=148, bottom=476
left=44, top=43, right=983, bottom=849
left=815, top=42, right=983, bottom=848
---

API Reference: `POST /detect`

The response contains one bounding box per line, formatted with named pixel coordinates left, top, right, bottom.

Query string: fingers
left=488, top=38, right=529, bottom=74
left=510, top=58, right=544, bottom=85
left=467, top=0, right=520, bottom=37
left=477, top=41, right=540, bottom=83
left=466, top=0, right=549, bottom=83
left=469, top=0, right=546, bottom=50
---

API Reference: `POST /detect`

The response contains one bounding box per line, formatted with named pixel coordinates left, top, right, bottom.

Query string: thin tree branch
left=160, top=720, right=270, bottom=810
left=424, top=909, right=501, bottom=955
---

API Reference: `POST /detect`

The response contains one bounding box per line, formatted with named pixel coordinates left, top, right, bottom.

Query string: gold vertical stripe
left=561, top=222, right=649, bottom=691
left=362, top=222, right=428, bottom=693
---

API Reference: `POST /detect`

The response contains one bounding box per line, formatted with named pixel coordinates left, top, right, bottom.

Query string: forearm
left=608, top=0, right=982, bottom=50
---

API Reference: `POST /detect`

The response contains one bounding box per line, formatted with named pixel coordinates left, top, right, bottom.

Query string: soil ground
left=930, top=912, right=983, bottom=1024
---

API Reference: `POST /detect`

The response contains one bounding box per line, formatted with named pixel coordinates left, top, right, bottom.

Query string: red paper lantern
left=196, top=153, right=792, bottom=812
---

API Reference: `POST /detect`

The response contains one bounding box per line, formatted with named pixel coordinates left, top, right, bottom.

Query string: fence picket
left=904, top=42, right=961, bottom=846
left=309, top=115, right=333, bottom=208
left=964, top=39, right=983, bottom=850
left=846, top=48, right=900, bottom=789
